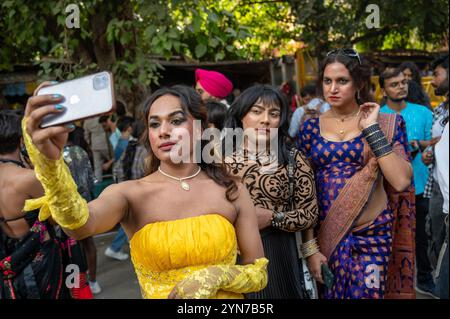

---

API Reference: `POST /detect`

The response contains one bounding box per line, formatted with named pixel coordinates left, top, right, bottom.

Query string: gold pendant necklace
left=158, top=166, right=201, bottom=191
left=331, top=109, right=361, bottom=135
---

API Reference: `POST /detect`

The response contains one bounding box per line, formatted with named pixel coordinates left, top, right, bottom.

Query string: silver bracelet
left=271, top=211, right=284, bottom=228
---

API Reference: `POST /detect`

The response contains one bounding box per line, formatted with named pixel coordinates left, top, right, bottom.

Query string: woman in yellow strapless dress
left=22, top=84, right=268, bottom=299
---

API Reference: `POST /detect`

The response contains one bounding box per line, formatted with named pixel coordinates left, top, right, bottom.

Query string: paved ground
left=91, top=231, right=433, bottom=299
left=92, top=232, right=141, bottom=299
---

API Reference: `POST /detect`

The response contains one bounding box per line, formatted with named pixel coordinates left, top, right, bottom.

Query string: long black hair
left=141, top=85, right=238, bottom=201
left=224, top=84, right=293, bottom=166
left=0, top=110, right=22, bottom=155
left=205, top=100, right=227, bottom=131
left=406, top=80, right=431, bottom=109
left=399, top=61, right=423, bottom=87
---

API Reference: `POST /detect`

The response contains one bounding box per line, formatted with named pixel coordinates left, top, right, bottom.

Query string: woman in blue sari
left=297, top=49, right=416, bottom=299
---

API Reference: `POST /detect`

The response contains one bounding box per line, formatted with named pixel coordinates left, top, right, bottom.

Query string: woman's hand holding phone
left=307, top=252, right=327, bottom=284
left=25, top=81, right=75, bottom=161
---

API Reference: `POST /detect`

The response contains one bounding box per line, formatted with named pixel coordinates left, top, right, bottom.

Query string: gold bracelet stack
left=300, top=238, right=320, bottom=258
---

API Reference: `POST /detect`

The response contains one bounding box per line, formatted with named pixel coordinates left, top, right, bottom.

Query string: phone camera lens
left=93, top=74, right=108, bottom=90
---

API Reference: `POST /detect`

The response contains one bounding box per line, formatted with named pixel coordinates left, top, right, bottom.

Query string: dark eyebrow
left=149, top=110, right=185, bottom=121
left=253, top=103, right=280, bottom=111
left=251, top=104, right=265, bottom=110
left=323, top=76, right=350, bottom=81
left=268, top=105, right=281, bottom=111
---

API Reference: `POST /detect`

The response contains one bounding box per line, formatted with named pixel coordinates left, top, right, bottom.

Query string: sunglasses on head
left=326, top=48, right=361, bottom=65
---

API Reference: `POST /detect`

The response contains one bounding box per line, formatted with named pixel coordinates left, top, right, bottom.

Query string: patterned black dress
left=225, top=149, right=319, bottom=298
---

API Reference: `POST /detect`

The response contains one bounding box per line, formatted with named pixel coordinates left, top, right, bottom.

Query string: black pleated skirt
left=245, top=227, right=305, bottom=299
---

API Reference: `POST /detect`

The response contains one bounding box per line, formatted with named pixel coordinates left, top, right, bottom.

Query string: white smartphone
left=37, top=71, right=116, bottom=128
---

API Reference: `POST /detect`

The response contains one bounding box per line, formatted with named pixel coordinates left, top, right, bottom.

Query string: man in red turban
left=195, top=68, right=233, bottom=105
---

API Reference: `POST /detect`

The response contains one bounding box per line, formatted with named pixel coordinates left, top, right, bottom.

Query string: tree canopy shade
left=287, top=0, right=449, bottom=57
left=1, top=0, right=448, bottom=108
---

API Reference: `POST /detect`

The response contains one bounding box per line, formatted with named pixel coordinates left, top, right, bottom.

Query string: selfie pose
left=22, top=83, right=267, bottom=299
left=297, top=49, right=415, bottom=299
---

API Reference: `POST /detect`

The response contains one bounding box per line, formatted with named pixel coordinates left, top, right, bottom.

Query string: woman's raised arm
left=23, top=81, right=128, bottom=240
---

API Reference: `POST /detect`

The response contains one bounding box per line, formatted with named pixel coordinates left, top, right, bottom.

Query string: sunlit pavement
left=92, top=232, right=141, bottom=299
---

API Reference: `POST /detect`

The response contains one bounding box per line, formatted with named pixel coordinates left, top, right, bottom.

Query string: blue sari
left=297, top=114, right=415, bottom=299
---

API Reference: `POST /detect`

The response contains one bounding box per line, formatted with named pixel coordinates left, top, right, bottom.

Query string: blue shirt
left=114, top=138, right=129, bottom=161
left=380, top=102, right=433, bottom=195
left=109, top=128, right=121, bottom=150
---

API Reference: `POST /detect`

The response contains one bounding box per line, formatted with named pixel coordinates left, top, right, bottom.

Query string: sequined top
left=297, top=116, right=409, bottom=222
left=129, top=214, right=243, bottom=299
left=63, top=145, right=95, bottom=201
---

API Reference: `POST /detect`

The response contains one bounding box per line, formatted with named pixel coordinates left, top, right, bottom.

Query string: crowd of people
left=0, top=50, right=448, bottom=300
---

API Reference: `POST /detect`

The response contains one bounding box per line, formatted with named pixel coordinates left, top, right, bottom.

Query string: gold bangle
left=301, top=238, right=318, bottom=249
left=300, top=238, right=320, bottom=258
left=301, top=246, right=320, bottom=258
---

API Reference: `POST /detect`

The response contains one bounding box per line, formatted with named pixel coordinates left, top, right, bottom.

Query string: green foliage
left=0, top=0, right=163, bottom=103
left=287, top=0, right=449, bottom=56
left=1, top=0, right=448, bottom=106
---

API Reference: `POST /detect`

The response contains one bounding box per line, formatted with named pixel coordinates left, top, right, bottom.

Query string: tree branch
left=350, top=24, right=401, bottom=44
left=89, top=9, right=116, bottom=69
left=44, top=14, right=95, bottom=66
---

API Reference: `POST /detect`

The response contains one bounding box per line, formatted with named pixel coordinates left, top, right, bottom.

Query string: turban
left=195, top=68, right=233, bottom=99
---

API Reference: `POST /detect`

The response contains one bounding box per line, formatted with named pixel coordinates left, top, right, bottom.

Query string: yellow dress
left=130, top=214, right=243, bottom=299
left=20, top=117, right=268, bottom=299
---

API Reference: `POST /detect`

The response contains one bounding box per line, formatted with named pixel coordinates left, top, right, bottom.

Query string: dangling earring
left=357, top=90, right=361, bottom=101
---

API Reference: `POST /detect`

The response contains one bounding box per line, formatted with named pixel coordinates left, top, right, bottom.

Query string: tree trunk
left=44, top=15, right=95, bottom=66
left=115, top=0, right=150, bottom=116
left=90, top=10, right=116, bottom=70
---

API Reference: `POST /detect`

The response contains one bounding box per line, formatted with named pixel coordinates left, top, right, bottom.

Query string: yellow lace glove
left=174, top=258, right=268, bottom=299
left=21, top=118, right=89, bottom=230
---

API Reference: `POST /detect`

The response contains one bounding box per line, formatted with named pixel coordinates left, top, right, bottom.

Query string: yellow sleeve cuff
left=175, top=257, right=269, bottom=298
left=21, top=117, right=89, bottom=230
